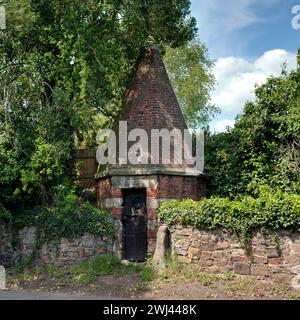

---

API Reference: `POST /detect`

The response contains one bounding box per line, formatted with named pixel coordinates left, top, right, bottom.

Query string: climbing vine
left=158, top=187, right=300, bottom=246
left=9, top=188, right=115, bottom=247
left=0, top=202, right=12, bottom=222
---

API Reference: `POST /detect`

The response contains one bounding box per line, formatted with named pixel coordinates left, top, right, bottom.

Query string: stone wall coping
left=95, top=166, right=206, bottom=179
left=103, top=197, right=175, bottom=209
left=168, top=225, right=300, bottom=236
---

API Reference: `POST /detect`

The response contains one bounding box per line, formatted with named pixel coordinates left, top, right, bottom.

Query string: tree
left=0, top=0, right=198, bottom=208
left=205, top=64, right=300, bottom=197
left=164, top=39, right=218, bottom=129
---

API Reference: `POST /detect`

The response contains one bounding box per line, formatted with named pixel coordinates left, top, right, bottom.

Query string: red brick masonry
left=97, top=175, right=206, bottom=258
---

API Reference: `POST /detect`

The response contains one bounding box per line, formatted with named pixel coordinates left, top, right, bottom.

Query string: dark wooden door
left=122, top=189, right=147, bottom=262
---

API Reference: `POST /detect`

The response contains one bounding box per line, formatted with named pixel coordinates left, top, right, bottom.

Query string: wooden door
left=122, top=189, right=147, bottom=262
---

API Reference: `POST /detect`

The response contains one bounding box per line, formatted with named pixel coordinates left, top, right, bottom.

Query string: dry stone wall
left=0, top=220, right=14, bottom=267
left=0, top=220, right=113, bottom=267
left=169, top=225, right=300, bottom=288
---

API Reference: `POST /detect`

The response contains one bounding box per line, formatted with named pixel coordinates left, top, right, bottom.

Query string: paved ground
left=0, top=290, right=123, bottom=300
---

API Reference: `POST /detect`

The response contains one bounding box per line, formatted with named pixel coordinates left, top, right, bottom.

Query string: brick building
left=96, top=46, right=206, bottom=261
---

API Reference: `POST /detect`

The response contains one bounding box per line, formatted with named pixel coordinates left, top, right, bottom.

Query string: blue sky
left=190, top=0, right=300, bottom=131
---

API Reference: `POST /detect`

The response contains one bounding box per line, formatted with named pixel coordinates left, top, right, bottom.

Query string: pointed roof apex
left=96, top=44, right=202, bottom=178
left=120, top=45, right=187, bottom=131
left=146, top=42, right=160, bottom=52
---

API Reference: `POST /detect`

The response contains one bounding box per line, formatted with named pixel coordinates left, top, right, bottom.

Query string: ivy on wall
left=0, top=202, right=12, bottom=222
left=0, top=188, right=114, bottom=247
left=158, top=187, right=300, bottom=245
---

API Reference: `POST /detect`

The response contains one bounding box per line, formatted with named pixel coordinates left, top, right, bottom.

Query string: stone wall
left=38, top=233, right=112, bottom=266
left=169, top=225, right=300, bottom=288
left=0, top=220, right=14, bottom=267
left=0, top=220, right=113, bottom=267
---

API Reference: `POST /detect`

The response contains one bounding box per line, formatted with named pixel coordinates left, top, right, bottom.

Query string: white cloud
left=211, top=49, right=297, bottom=114
left=254, top=50, right=296, bottom=74
left=210, top=119, right=236, bottom=133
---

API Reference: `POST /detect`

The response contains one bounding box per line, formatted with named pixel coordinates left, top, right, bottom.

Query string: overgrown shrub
left=11, top=188, right=114, bottom=246
left=158, top=187, right=300, bottom=245
left=0, top=202, right=12, bottom=222
left=205, top=67, right=300, bottom=198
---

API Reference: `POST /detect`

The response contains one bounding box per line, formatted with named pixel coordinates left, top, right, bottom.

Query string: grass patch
left=70, top=255, right=122, bottom=276
left=139, top=265, right=155, bottom=282
left=158, top=255, right=235, bottom=286
left=8, top=253, right=238, bottom=290
left=222, top=271, right=236, bottom=281
left=8, top=254, right=155, bottom=286
left=158, top=254, right=187, bottom=281
left=285, top=290, right=300, bottom=300
left=226, top=278, right=257, bottom=293
left=182, top=267, right=217, bottom=286
left=69, top=255, right=151, bottom=284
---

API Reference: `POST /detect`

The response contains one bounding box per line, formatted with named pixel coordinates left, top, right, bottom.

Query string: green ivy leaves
left=158, top=189, right=300, bottom=245
left=11, top=188, right=114, bottom=246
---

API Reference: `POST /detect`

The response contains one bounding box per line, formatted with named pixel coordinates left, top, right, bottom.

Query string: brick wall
left=97, top=175, right=161, bottom=258
left=157, top=176, right=205, bottom=199
left=97, top=175, right=206, bottom=258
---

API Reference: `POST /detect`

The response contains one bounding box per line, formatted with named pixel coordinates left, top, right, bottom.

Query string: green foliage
left=70, top=255, right=124, bottom=284
left=19, top=138, right=73, bottom=204
left=0, top=202, right=12, bottom=221
left=158, top=254, right=232, bottom=285
left=0, top=0, right=197, bottom=212
left=11, top=253, right=36, bottom=274
left=10, top=254, right=155, bottom=286
left=158, top=188, right=300, bottom=245
left=12, top=188, right=115, bottom=245
left=205, top=66, right=300, bottom=198
left=222, top=271, right=236, bottom=281
left=205, top=130, right=241, bottom=197
left=1, top=0, right=197, bottom=141
left=139, top=265, right=155, bottom=282
left=164, top=39, right=218, bottom=129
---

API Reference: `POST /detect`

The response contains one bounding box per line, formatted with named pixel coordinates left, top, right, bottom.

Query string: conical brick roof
left=120, top=46, right=187, bottom=131
left=96, top=46, right=202, bottom=178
